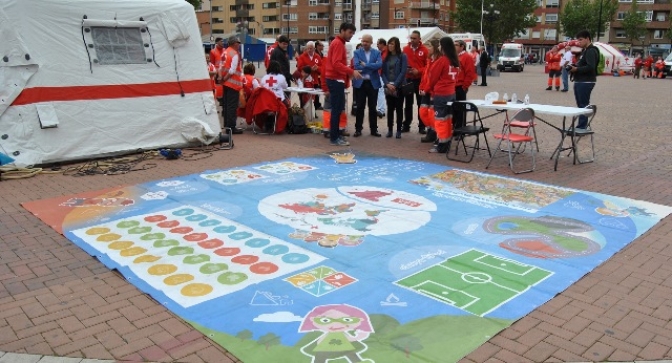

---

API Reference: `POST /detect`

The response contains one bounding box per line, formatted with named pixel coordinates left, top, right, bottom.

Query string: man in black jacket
left=270, top=36, right=292, bottom=86
left=478, top=47, right=489, bottom=86
left=568, top=30, right=599, bottom=129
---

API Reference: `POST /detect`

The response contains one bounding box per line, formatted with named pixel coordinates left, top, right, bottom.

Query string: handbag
left=399, top=82, right=414, bottom=97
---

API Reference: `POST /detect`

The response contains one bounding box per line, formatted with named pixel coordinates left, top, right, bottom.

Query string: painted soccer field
left=23, top=154, right=672, bottom=363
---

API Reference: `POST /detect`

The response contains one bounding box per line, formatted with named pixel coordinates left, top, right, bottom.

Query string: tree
left=257, top=333, right=281, bottom=350
left=560, top=0, right=618, bottom=40
left=236, top=329, right=253, bottom=341
left=185, top=0, right=202, bottom=8
left=451, top=0, right=538, bottom=45
left=621, top=1, right=647, bottom=49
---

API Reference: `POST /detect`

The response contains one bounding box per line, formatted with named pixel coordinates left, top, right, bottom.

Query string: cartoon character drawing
left=299, top=304, right=375, bottom=363
left=59, top=197, right=134, bottom=208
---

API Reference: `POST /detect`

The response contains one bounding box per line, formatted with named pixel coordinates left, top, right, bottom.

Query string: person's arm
left=331, top=42, right=355, bottom=77
left=393, top=54, right=408, bottom=87
left=381, top=61, right=389, bottom=85
left=576, top=48, right=598, bottom=75
left=427, top=59, right=444, bottom=90
left=353, top=50, right=365, bottom=71
left=463, top=56, right=476, bottom=91
left=364, top=51, right=383, bottom=71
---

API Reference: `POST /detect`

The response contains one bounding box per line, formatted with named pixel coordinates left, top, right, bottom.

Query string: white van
left=498, top=43, right=525, bottom=72
left=448, top=33, right=486, bottom=53
left=664, top=53, right=672, bottom=78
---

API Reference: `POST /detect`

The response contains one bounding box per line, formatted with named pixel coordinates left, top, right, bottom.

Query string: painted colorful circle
left=213, top=225, right=236, bottom=233
left=173, top=208, right=194, bottom=216
left=184, top=233, right=209, bottom=242
left=217, top=272, right=248, bottom=285
left=181, top=283, right=213, bottom=297
left=262, top=245, right=290, bottom=256
left=157, top=220, right=180, bottom=228
left=245, top=238, right=271, bottom=248
left=199, top=263, right=228, bottom=274
left=148, top=264, right=178, bottom=275
left=86, top=227, right=110, bottom=235
left=153, top=239, right=180, bottom=248
left=250, top=262, right=279, bottom=274
left=229, top=232, right=253, bottom=240
left=144, top=215, right=167, bottom=223
left=258, top=187, right=436, bottom=236
left=214, top=247, right=240, bottom=256
left=133, top=255, right=161, bottom=263
left=108, top=241, right=134, bottom=250
left=231, top=255, right=260, bottom=265
left=120, top=247, right=147, bottom=257
left=140, top=233, right=166, bottom=241
left=186, top=214, right=208, bottom=222
left=198, top=239, right=224, bottom=249
left=128, top=226, right=152, bottom=234
left=281, top=253, right=310, bottom=264
left=116, top=220, right=140, bottom=229
left=164, top=274, right=195, bottom=285
left=170, top=227, right=194, bottom=234
left=96, top=233, right=122, bottom=242
left=199, top=220, right=221, bottom=227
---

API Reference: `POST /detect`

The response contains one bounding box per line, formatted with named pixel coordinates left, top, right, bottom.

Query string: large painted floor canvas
left=23, top=154, right=671, bottom=363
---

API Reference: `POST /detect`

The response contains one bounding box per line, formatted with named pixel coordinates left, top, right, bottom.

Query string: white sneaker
left=330, top=138, right=350, bottom=146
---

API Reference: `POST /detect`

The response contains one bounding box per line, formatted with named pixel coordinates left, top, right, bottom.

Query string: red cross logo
left=265, top=76, right=278, bottom=87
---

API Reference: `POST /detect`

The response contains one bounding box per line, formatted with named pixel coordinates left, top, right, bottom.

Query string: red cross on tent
left=265, top=76, right=278, bottom=87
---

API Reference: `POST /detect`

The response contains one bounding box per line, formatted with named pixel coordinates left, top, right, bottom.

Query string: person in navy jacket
left=352, top=34, right=383, bottom=137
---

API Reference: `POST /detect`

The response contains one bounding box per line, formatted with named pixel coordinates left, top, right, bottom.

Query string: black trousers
left=403, top=78, right=424, bottom=130
left=454, top=86, right=468, bottom=128
left=355, top=80, right=379, bottom=133
left=480, top=67, right=488, bottom=85
left=386, top=94, right=404, bottom=132
left=313, top=84, right=322, bottom=107
left=222, top=85, right=239, bottom=129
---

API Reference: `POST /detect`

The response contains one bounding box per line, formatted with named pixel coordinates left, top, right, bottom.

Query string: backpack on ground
left=288, top=104, right=309, bottom=134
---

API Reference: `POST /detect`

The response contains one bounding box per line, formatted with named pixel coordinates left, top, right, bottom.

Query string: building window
left=394, top=11, right=404, bottom=19
left=263, top=16, right=279, bottom=21
left=309, top=0, right=318, bottom=5
left=536, top=15, right=541, bottom=23
left=515, top=30, right=530, bottom=39
left=616, top=12, right=626, bottom=20
left=644, top=10, right=653, bottom=22
left=371, top=12, right=379, bottom=19
left=282, top=13, right=298, bottom=21
left=615, top=30, right=626, bottom=38
left=281, top=27, right=298, bottom=34
left=335, top=0, right=342, bottom=5
left=637, top=0, right=653, bottom=3
left=546, top=0, right=559, bottom=8
left=394, top=0, right=404, bottom=3
left=653, top=30, right=664, bottom=39
left=263, top=2, right=279, bottom=8
left=335, top=13, right=343, bottom=20
left=544, top=29, right=557, bottom=39
left=309, top=12, right=318, bottom=19
left=91, top=27, right=147, bottom=65
left=532, top=31, right=541, bottom=39
left=545, top=14, right=557, bottom=23
left=618, top=0, right=632, bottom=2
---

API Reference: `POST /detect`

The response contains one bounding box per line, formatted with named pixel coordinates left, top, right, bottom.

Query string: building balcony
left=362, top=3, right=371, bottom=10
left=410, top=2, right=440, bottom=10
left=343, top=3, right=353, bottom=10
left=410, top=17, right=438, bottom=24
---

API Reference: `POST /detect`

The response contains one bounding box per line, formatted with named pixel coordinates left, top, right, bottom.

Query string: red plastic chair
left=486, top=108, right=537, bottom=174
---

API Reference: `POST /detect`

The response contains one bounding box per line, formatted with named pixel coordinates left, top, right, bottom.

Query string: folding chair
left=447, top=102, right=491, bottom=163
left=501, top=108, right=539, bottom=153
left=567, top=105, right=596, bottom=164
left=245, top=87, right=288, bottom=135
left=486, top=108, right=536, bottom=174
left=252, top=112, right=278, bottom=135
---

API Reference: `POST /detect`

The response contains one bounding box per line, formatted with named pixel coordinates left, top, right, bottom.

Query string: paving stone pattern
left=1, top=67, right=671, bottom=362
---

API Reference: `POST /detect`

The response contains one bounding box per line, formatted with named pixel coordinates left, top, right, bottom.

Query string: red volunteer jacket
left=403, top=43, right=429, bottom=80
left=265, top=42, right=278, bottom=69
left=324, top=36, right=353, bottom=83
left=297, top=51, right=322, bottom=84
left=457, top=51, right=477, bottom=90
left=427, top=56, right=457, bottom=97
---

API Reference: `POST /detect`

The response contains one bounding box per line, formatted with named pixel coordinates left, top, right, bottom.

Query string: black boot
left=421, top=129, right=437, bottom=143
left=429, top=141, right=450, bottom=153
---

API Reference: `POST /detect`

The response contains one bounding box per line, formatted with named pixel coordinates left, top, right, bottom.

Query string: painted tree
left=560, top=0, right=618, bottom=40
left=257, top=333, right=281, bottom=350
left=451, top=0, right=538, bottom=45
left=390, top=335, right=423, bottom=359
left=236, top=329, right=253, bottom=341
left=621, top=1, right=648, bottom=48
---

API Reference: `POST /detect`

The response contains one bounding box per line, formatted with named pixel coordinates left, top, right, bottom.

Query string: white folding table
left=466, top=100, right=594, bottom=171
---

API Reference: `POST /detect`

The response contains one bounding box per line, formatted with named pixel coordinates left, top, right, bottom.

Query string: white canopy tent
left=349, top=27, right=448, bottom=49
left=0, top=0, right=221, bottom=167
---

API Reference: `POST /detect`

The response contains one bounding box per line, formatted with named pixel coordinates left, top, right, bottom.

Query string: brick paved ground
left=1, top=65, right=671, bottom=363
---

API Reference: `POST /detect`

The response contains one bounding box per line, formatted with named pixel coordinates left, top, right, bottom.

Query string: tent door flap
left=36, top=104, right=59, bottom=129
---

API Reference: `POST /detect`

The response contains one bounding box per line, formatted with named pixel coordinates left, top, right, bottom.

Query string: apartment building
left=208, top=0, right=453, bottom=46
left=609, top=0, right=671, bottom=57
left=512, top=0, right=562, bottom=55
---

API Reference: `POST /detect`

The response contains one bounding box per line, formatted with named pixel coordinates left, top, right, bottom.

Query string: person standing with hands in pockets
left=352, top=34, right=383, bottom=137
left=568, top=30, right=599, bottom=129
left=325, top=23, right=361, bottom=146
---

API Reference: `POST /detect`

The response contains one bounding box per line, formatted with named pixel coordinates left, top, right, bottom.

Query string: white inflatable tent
left=594, top=42, right=631, bottom=74
left=343, top=27, right=447, bottom=59
left=0, top=0, right=220, bottom=167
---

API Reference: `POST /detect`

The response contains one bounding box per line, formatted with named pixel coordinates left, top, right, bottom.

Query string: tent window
left=91, top=27, right=146, bottom=65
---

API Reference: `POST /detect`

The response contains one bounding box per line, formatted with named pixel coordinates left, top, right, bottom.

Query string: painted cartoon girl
left=299, top=304, right=375, bottom=363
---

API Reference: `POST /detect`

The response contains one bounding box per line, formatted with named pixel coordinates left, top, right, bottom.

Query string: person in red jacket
left=264, top=35, right=281, bottom=70
left=545, top=46, right=562, bottom=91
left=297, top=41, right=323, bottom=110
left=654, top=56, right=665, bottom=78
left=418, top=39, right=441, bottom=144
left=427, top=37, right=460, bottom=154
left=320, top=51, right=351, bottom=138
left=209, top=37, right=226, bottom=69
left=633, top=53, right=643, bottom=79
left=402, top=30, right=429, bottom=134
left=325, top=23, right=361, bottom=146
left=644, top=54, right=653, bottom=78
left=454, top=39, right=477, bottom=132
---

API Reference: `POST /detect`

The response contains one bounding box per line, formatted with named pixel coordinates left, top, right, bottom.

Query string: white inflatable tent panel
left=0, top=0, right=220, bottom=167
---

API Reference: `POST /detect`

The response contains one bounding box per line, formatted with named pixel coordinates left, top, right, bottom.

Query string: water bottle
left=524, top=94, right=530, bottom=105
left=511, top=93, right=518, bottom=104
left=503, top=92, right=508, bottom=102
